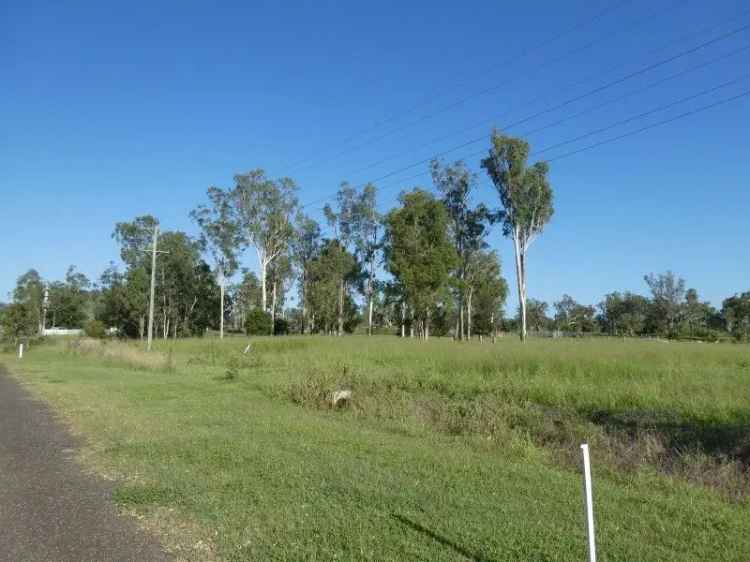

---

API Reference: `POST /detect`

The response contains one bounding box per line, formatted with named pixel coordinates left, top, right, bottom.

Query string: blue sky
left=2, top=0, right=749, bottom=311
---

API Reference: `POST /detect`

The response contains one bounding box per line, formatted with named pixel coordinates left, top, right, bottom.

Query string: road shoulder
left=0, top=364, right=172, bottom=562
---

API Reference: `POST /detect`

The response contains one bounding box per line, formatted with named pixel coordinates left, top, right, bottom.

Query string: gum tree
left=355, top=184, right=381, bottom=336
left=191, top=186, right=242, bottom=339
left=384, top=189, right=457, bottom=340
left=290, top=212, right=321, bottom=334
left=323, top=182, right=360, bottom=336
left=481, top=132, right=553, bottom=342
left=464, top=249, right=508, bottom=339
left=644, top=271, right=685, bottom=337
left=232, top=169, right=298, bottom=317
left=327, top=182, right=381, bottom=335
left=431, top=159, right=494, bottom=340
left=112, top=215, right=158, bottom=338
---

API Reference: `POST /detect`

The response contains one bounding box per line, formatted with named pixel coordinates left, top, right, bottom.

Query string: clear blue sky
left=2, top=0, right=749, bottom=311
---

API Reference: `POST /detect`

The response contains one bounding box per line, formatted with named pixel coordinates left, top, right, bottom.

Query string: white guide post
left=18, top=343, right=24, bottom=359
left=581, top=443, right=597, bottom=562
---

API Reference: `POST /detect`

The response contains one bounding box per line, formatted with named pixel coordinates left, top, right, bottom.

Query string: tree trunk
left=301, top=273, right=307, bottom=335
left=491, top=312, right=496, bottom=343
left=401, top=302, right=406, bottom=338
left=139, top=316, right=145, bottom=341
left=187, top=296, right=198, bottom=336
left=457, top=249, right=465, bottom=340
left=219, top=280, right=225, bottom=339
left=271, top=281, right=277, bottom=335
left=459, top=294, right=465, bottom=341
left=259, top=250, right=268, bottom=313
left=513, top=232, right=527, bottom=342
left=425, top=310, right=430, bottom=341
left=367, top=263, right=375, bottom=336
left=467, top=289, right=473, bottom=341
left=368, top=296, right=374, bottom=336
left=337, top=279, right=344, bottom=336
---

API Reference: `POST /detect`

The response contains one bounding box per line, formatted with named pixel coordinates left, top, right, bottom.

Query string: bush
left=84, top=319, right=107, bottom=339
left=273, top=317, right=289, bottom=335
left=0, top=302, right=37, bottom=342
left=245, top=309, right=272, bottom=335
left=223, top=355, right=242, bottom=381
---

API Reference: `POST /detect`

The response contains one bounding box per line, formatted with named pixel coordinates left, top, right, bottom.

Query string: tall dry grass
left=66, top=338, right=174, bottom=372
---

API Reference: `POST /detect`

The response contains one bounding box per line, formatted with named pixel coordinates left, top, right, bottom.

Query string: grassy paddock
left=3, top=336, right=750, bottom=561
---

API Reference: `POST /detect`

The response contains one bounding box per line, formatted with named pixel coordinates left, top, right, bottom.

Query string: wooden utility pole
left=144, top=226, right=169, bottom=351
left=147, top=226, right=159, bottom=352
left=41, top=284, right=49, bottom=335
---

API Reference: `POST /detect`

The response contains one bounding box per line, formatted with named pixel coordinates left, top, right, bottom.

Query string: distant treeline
left=2, top=133, right=749, bottom=343
left=2, top=265, right=748, bottom=343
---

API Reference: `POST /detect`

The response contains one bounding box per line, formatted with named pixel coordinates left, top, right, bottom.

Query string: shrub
left=273, top=317, right=289, bottom=335
left=223, top=355, right=242, bottom=381
left=84, top=319, right=107, bottom=339
left=245, top=309, right=272, bottom=335
left=0, top=302, right=37, bottom=342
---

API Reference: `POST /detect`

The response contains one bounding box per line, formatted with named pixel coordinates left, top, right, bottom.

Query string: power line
left=342, top=6, right=750, bottom=178
left=515, top=43, right=750, bottom=141
left=295, top=1, right=697, bottom=175
left=314, top=83, right=750, bottom=210
left=533, top=73, right=750, bottom=156
left=293, top=0, right=750, bottom=177
left=343, top=38, right=750, bottom=181
left=543, top=88, right=750, bottom=163
left=284, top=0, right=638, bottom=171
left=300, top=19, right=750, bottom=209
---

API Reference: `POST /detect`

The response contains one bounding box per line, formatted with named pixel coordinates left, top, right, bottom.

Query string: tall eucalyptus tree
left=191, top=186, right=242, bottom=339
left=431, top=159, right=493, bottom=340
left=232, top=169, right=298, bottom=317
left=482, top=132, right=553, bottom=342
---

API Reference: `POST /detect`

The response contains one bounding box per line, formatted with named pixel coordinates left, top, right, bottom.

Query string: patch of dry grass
left=66, top=338, right=174, bottom=372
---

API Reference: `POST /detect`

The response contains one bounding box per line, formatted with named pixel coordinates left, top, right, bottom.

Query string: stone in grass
left=331, top=389, right=352, bottom=408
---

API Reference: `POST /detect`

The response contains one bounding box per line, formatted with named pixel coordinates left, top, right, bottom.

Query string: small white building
left=42, top=328, right=84, bottom=337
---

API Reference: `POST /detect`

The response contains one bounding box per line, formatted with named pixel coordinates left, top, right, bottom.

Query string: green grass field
left=3, top=336, right=750, bottom=561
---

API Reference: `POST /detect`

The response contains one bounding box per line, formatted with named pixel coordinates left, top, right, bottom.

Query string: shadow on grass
left=392, top=514, right=495, bottom=562
left=590, top=410, right=750, bottom=465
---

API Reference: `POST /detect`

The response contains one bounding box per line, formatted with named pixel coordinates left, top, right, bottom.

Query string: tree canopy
left=385, top=189, right=457, bottom=339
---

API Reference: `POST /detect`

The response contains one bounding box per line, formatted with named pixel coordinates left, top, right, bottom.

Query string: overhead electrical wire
left=512, top=44, right=750, bottom=142
left=542, top=88, right=750, bottom=162
left=530, top=74, right=750, bottom=156
left=299, top=19, right=750, bottom=210
left=284, top=0, right=639, bottom=171
left=336, top=8, right=750, bottom=180
left=347, top=86, right=750, bottom=209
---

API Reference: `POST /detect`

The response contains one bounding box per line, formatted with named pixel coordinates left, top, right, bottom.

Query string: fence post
left=581, top=443, right=596, bottom=562
left=18, top=343, right=24, bottom=359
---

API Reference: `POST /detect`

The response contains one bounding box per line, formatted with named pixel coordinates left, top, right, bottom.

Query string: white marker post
left=18, top=343, right=24, bottom=359
left=581, top=443, right=597, bottom=562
